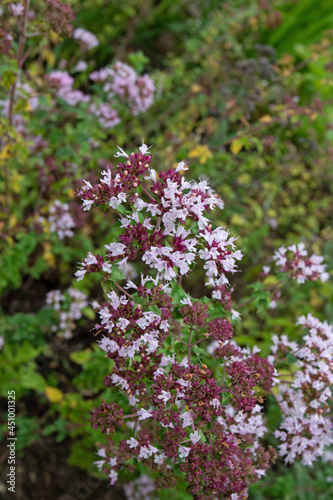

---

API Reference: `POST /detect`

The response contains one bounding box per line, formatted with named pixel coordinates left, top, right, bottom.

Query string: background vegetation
left=0, top=0, right=333, bottom=498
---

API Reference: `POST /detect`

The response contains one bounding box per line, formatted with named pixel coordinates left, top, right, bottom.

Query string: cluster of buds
left=46, top=288, right=88, bottom=338
left=269, top=313, right=333, bottom=466
left=76, top=143, right=278, bottom=499
left=90, top=61, right=155, bottom=116
left=273, top=243, right=329, bottom=284
left=42, top=0, right=75, bottom=37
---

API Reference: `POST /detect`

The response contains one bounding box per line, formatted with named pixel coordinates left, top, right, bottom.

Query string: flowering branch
left=74, top=139, right=330, bottom=497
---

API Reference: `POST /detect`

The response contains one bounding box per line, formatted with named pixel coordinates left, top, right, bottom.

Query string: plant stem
left=114, top=281, right=135, bottom=301
left=8, top=0, right=30, bottom=125
left=172, top=334, right=187, bottom=346
left=191, top=337, right=207, bottom=347
left=142, top=185, right=156, bottom=203
left=188, top=326, right=194, bottom=365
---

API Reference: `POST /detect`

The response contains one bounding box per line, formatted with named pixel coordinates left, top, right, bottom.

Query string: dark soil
left=0, top=437, right=125, bottom=500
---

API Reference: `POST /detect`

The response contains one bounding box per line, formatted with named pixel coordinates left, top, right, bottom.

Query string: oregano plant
left=75, top=142, right=331, bottom=499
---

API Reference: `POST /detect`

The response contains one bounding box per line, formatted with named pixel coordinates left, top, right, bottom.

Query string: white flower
left=190, top=430, right=201, bottom=445
left=144, top=169, right=157, bottom=182
left=111, top=374, right=129, bottom=390
left=180, top=294, right=192, bottom=306
left=102, top=262, right=112, bottom=273
left=129, top=395, right=139, bottom=406
left=178, top=446, right=191, bottom=459
left=10, top=3, right=24, bottom=16
left=157, top=390, right=171, bottom=404
left=105, top=242, right=126, bottom=256
left=114, top=146, right=128, bottom=158
left=108, top=469, right=118, bottom=485
left=176, top=160, right=189, bottom=173
left=97, top=337, right=118, bottom=353
left=96, top=448, right=107, bottom=458
left=74, top=60, right=88, bottom=72
left=210, top=398, right=220, bottom=410
left=137, top=408, right=153, bottom=420
left=74, top=269, right=86, bottom=281
left=139, top=140, right=153, bottom=154
left=93, top=459, right=105, bottom=470
left=73, top=28, right=99, bottom=50
left=116, top=317, right=130, bottom=330
left=126, top=438, right=139, bottom=448
left=154, top=452, right=166, bottom=465
left=139, top=446, right=151, bottom=459
left=82, top=199, right=94, bottom=211
left=82, top=179, right=93, bottom=189
left=179, top=411, right=193, bottom=428
left=84, top=252, right=97, bottom=265
left=231, top=309, right=241, bottom=321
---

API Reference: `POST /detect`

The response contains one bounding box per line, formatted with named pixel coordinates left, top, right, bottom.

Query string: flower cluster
left=42, top=0, right=75, bottom=37
left=90, top=61, right=155, bottom=116
left=89, top=102, right=121, bottom=129
left=10, top=3, right=24, bottom=17
left=270, top=314, right=333, bottom=466
left=47, top=200, right=76, bottom=240
left=0, top=27, right=13, bottom=56
left=273, top=243, right=329, bottom=284
left=46, top=287, right=88, bottom=338
left=47, top=70, right=90, bottom=106
left=46, top=61, right=154, bottom=129
left=123, top=474, right=157, bottom=500
left=76, top=143, right=278, bottom=499
left=73, top=28, right=99, bottom=50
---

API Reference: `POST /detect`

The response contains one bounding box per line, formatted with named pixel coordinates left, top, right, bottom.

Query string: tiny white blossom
left=139, top=140, right=153, bottom=154
left=82, top=199, right=94, bottom=211
left=210, top=398, right=220, bottom=410
left=176, top=160, right=189, bottom=173
left=178, top=446, right=191, bottom=459
left=114, top=146, right=128, bottom=158
left=102, top=262, right=112, bottom=273
left=109, top=470, right=118, bottom=485
left=157, top=390, right=171, bottom=404
left=137, top=408, right=153, bottom=420
left=231, top=309, right=241, bottom=321
left=126, top=438, right=139, bottom=448
left=179, top=411, right=193, bottom=428
left=190, top=430, right=201, bottom=445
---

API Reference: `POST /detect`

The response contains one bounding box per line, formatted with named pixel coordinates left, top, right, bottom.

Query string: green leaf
left=174, top=342, right=186, bottom=353
left=193, top=345, right=202, bottom=356
left=81, top=306, right=95, bottom=320
left=287, top=353, right=297, bottom=364
left=3, top=70, right=16, bottom=90
left=69, top=349, right=92, bottom=365
left=116, top=204, right=126, bottom=214
left=109, top=264, right=125, bottom=282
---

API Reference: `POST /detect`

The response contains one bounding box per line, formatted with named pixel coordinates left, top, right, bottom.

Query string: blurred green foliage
left=0, top=0, right=333, bottom=498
